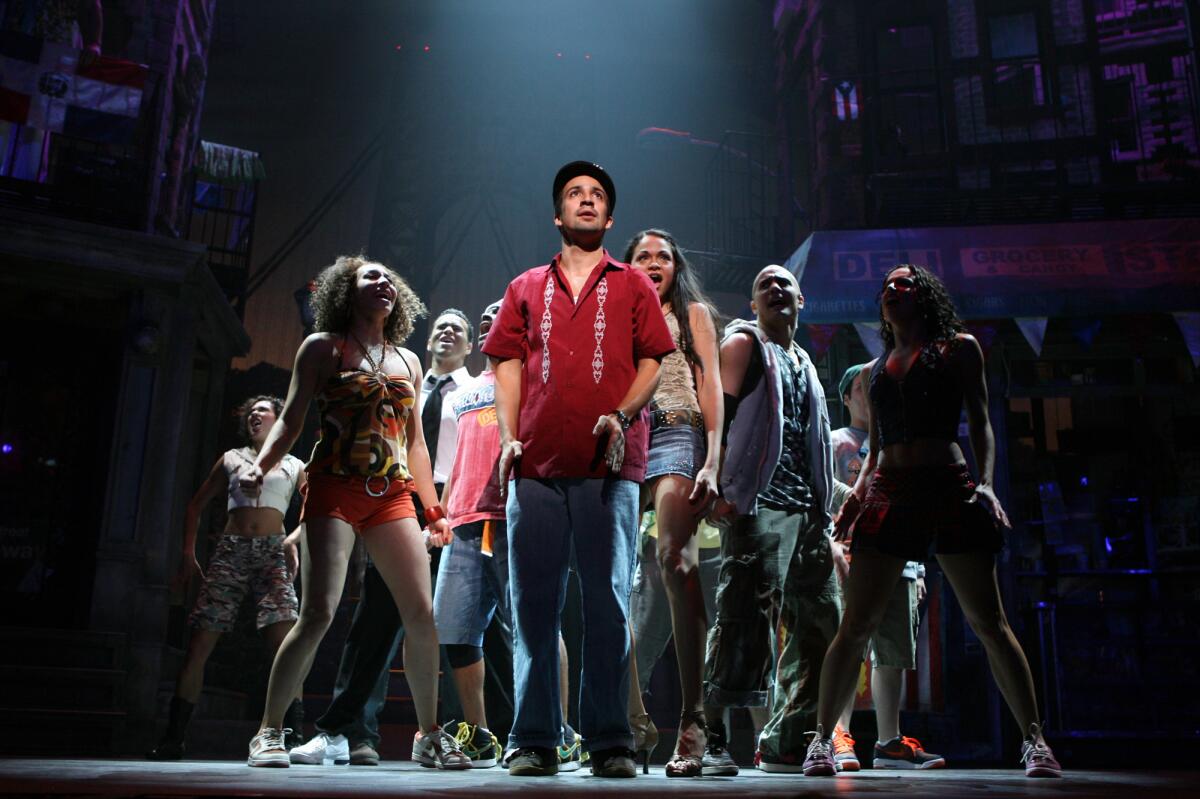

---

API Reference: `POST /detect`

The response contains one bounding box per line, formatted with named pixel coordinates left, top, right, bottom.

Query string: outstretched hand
left=593, top=414, right=625, bottom=473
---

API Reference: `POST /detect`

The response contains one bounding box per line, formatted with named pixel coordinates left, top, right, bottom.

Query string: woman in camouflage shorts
left=148, top=396, right=306, bottom=760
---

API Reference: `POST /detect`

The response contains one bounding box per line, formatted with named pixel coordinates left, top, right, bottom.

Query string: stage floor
left=0, top=760, right=1195, bottom=798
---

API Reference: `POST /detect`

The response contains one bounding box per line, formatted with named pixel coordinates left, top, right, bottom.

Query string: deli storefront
left=786, top=218, right=1200, bottom=758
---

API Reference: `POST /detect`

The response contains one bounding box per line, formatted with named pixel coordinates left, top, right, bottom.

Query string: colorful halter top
left=307, top=341, right=417, bottom=480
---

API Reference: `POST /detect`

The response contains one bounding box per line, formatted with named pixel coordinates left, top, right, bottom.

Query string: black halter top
left=868, top=340, right=963, bottom=448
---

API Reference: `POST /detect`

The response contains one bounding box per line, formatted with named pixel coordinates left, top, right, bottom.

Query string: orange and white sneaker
left=873, top=735, right=945, bottom=769
left=1020, top=723, right=1061, bottom=778
left=412, top=726, right=472, bottom=770
left=247, top=727, right=290, bottom=767
left=832, top=725, right=860, bottom=772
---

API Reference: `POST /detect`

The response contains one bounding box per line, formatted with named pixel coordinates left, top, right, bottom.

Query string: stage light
left=424, top=44, right=431, bottom=52
left=556, top=51, right=563, bottom=58
left=1, top=444, right=12, bottom=454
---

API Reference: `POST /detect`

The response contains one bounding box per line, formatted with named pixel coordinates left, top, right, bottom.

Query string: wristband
left=612, top=409, right=631, bottom=430
left=423, top=504, right=446, bottom=524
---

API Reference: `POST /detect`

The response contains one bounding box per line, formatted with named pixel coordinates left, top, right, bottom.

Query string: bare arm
left=399, top=350, right=451, bottom=545
left=689, top=304, right=723, bottom=503
left=959, top=334, right=1010, bottom=528
left=492, top=356, right=523, bottom=495
left=249, top=335, right=328, bottom=483
left=178, top=457, right=229, bottom=581
left=707, top=331, right=753, bottom=523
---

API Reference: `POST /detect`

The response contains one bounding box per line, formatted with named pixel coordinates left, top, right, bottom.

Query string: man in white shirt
left=422, top=309, right=475, bottom=489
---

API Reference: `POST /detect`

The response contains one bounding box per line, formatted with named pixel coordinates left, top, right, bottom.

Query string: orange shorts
left=300, top=472, right=417, bottom=533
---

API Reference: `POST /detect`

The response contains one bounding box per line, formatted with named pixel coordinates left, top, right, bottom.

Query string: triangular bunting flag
left=1015, top=317, right=1049, bottom=357
left=1173, top=312, right=1200, bottom=368
left=853, top=322, right=885, bottom=359
left=805, top=324, right=840, bottom=360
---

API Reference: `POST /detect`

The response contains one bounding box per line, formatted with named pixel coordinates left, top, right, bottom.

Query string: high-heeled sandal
left=665, top=709, right=707, bottom=777
left=629, top=711, right=659, bottom=774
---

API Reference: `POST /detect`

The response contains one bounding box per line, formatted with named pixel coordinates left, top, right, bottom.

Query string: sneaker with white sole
left=448, top=721, right=501, bottom=768
left=873, top=735, right=945, bottom=769
left=289, top=732, right=349, bottom=765
left=557, top=723, right=583, bottom=772
left=412, top=727, right=472, bottom=770
left=833, top=725, right=860, bottom=772
left=802, top=726, right=836, bottom=777
left=247, top=727, right=290, bottom=768
left=1020, top=723, right=1062, bottom=778
left=701, top=727, right=739, bottom=776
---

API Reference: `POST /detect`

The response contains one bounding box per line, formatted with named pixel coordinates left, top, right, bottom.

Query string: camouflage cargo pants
left=704, top=506, right=825, bottom=707
left=757, top=522, right=842, bottom=763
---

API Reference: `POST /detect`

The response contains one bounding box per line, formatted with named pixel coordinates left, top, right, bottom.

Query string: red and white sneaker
left=412, top=726, right=472, bottom=770
left=832, top=725, right=860, bottom=772
left=247, top=727, right=290, bottom=768
left=873, top=735, right=945, bottom=769
left=1020, top=723, right=1062, bottom=778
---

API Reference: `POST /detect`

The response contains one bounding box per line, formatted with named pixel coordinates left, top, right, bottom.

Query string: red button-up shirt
left=482, top=250, right=675, bottom=481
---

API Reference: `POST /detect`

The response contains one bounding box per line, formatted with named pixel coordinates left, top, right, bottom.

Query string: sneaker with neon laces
left=412, top=727, right=472, bottom=770
left=873, top=735, right=945, bottom=769
left=1020, top=723, right=1061, bottom=778
left=247, top=727, right=290, bottom=768
left=557, top=723, right=583, bottom=772
left=802, top=726, right=836, bottom=777
left=446, top=721, right=501, bottom=768
left=833, top=725, right=860, bottom=772
left=289, top=732, right=349, bottom=765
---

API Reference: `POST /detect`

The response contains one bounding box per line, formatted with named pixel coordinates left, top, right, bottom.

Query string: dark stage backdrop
left=366, top=0, right=777, bottom=347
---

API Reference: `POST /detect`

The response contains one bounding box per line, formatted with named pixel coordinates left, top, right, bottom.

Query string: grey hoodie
left=719, top=319, right=834, bottom=528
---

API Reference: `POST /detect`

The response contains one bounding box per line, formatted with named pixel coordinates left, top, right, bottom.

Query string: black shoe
left=508, top=746, right=558, bottom=776
left=147, top=697, right=194, bottom=761
left=283, top=699, right=305, bottom=749
left=590, top=746, right=637, bottom=778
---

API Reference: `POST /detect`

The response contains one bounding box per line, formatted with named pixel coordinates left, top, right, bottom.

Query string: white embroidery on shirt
left=541, top=274, right=554, bottom=383
left=592, top=276, right=608, bottom=383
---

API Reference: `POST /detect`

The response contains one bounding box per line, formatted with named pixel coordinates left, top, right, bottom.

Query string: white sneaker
left=248, top=727, right=290, bottom=767
left=289, top=732, right=350, bottom=765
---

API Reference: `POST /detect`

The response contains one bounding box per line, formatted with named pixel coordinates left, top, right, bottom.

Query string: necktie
left=422, top=374, right=453, bottom=471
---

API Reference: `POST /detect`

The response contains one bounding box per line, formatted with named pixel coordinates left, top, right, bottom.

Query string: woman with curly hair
left=148, top=395, right=306, bottom=760
left=621, top=229, right=722, bottom=776
left=239, top=255, right=469, bottom=769
left=802, top=265, right=1061, bottom=778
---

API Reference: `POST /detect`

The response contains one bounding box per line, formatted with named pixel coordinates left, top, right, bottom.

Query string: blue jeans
left=506, top=476, right=639, bottom=752
left=434, top=521, right=511, bottom=646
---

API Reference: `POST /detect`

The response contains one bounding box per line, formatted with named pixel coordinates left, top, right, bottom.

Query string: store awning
left=786, top=218, right=1200, bottom=323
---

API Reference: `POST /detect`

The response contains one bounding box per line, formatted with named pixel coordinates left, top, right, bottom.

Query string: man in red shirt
left=483, top=162, right=674, bottom=778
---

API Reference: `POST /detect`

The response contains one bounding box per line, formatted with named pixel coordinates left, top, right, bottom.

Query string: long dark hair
left=879, top=264, right=965, bottom=349
left=311, top=254, right=426, bottom=345
left=623, top=229, right=720, bottom=371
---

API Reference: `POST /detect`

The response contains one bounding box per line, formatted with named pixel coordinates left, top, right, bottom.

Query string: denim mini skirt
left=645, top=422, right=706, bottom=482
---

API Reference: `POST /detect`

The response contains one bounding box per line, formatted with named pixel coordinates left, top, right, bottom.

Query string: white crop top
left=223, top=449, right=303, bottom=513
